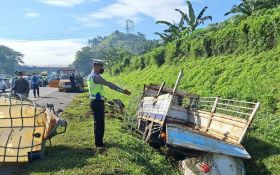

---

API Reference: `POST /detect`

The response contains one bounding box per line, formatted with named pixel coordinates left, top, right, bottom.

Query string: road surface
left=0, top=87, right=78, bottom=175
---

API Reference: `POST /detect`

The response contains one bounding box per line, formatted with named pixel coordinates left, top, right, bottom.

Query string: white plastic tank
left=180, top=153, right=246, bottom=175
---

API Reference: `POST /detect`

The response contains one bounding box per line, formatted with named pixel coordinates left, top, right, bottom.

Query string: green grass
left=23, top=93, right=180, bottom=175
left=104, top=46, right=280, bottom=175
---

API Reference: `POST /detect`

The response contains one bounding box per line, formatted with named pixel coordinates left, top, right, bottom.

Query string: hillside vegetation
left=73, top=31, right=159, bottom=74
left=104, top=7, right=280, bottom=175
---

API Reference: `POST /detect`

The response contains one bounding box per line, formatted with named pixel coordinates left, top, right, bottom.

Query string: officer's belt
left=90, top=94, right=105, bottom=100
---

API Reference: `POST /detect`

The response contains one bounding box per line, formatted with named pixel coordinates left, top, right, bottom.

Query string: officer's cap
left=92, top=59, right=106, bottom=66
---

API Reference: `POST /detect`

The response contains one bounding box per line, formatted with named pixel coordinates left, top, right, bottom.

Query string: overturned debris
left=137, top=71, right=260, bottom=174
left=0, top=94, right=67, bottom=163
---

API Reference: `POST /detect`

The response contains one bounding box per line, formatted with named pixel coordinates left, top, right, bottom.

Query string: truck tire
left=142, top=122, right=153, bottom=142
left=58, top=89, right=63, bottom=92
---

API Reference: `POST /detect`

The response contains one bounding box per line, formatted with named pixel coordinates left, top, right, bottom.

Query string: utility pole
left=126, top=19, right=134, bottom=34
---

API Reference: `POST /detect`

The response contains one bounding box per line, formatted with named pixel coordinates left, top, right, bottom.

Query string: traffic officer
left=87, top=59, right=131, bottom=148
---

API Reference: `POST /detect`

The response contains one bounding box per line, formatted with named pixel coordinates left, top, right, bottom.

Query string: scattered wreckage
left=137, top=71, right=260, bottom=175
left=0, top=94, right=67, bottom=162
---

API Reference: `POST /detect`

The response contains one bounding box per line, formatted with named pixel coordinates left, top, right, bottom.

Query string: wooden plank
left=156, top=82, right=165, bottom=97
left=238, top=102, right=260, bottom=143
left=205, top=97, right=219, bottom=132
left=197, top=110, right=247, bottom=124
left=172, top=70, right=183, bottom=95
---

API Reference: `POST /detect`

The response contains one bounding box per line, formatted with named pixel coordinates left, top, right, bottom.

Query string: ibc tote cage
left=0, top=94, right=66, bottom=163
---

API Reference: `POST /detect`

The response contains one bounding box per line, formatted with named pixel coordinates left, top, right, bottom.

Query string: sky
left=0, top=0, right=240, bottom=65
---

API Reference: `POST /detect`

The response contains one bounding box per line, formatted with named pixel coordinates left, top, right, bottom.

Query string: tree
left=0, top=45, right=24, bottom=74
left=154, top=21, right=183, bottom=43
left=73, top=46, right=93, bottom=74
left=225, top=0, right=280, bottom=16
left=155, top=0, right=212, bottom=43
left=88, top=36, right=106, bottom=47
left=175, top=0, right=212, bottom=33
left=225, top=3, right=252, bottom=16
left=73, top=31, right=158, bottom=74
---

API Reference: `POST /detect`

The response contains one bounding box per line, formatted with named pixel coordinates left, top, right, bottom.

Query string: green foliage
left=155, top=0, right=212, bottom=43
left=152, top=4, right=280, bottom=66
left=225, top=0, right=280, bottom=16
left=149, top=47, right=165, bottom=67
left=165, top=42, right=178, bottom=63
left=179, top=7, right=280, bottom=58
left=176, top=1, right=212, bottom=33
left=73, top=31, right=159, bottom=74
left=0, top=45, right=23, bottom=74
left=73, top=46, right=94, bottom=74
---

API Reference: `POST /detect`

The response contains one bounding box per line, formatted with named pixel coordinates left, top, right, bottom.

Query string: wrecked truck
left=0, top=94, right=67, bottom=162
left=137, top=71, right=260, bottom=175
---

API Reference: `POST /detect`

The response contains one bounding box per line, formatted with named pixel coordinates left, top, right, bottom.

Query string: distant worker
left=31, top=73, right=40, bottom=98
left=87, top=59, right=131, bottom=148
left=12, top=72, right=29, bottom=98
left=43, top=76, right=48, bottom=87
left=70, top=73, right=76, bottom=90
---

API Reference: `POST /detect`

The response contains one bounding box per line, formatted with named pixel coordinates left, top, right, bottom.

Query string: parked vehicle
left=58, top=68, right=84, bottom=92
left=0, top=78, right=6, bottom=92
left=137, top=71, right=260, bottom=175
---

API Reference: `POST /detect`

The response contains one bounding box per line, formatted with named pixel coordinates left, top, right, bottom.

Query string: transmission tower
left=126, top=19, right=134, bottom=34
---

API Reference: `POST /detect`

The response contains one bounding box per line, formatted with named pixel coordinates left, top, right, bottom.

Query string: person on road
left=31, top=73, right=40, bottom=98
left=43, top=76, right=48, bottom=87
left=12, top=72, right=29, bottom=98
left=70, top=73, right=76, bottom=90
left=87, top=59, right=131, bottom=148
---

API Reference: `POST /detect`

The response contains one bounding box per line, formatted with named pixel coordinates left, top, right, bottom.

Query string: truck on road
left=57, top=68, right=84, bottom=92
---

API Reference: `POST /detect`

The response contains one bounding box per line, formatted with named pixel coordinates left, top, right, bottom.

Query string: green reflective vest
left=87, top=73, right=104, bottom=99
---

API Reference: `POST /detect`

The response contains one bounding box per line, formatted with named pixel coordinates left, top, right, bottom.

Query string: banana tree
left=175, top=0, right=212, bottom=33
left=225, top=2, right=253, bottom=16
left=225, top=0, right=280, bottom=16
left=154, top=20, right=183, bottom=43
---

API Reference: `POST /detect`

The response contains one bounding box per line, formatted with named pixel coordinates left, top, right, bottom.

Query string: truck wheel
left=142, top=122, right=153, bottom=143
left=58, top=89, right=63, bottom=92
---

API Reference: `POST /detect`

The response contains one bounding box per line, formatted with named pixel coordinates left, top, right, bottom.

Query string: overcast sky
left=0, top=0, right=240, bottom=65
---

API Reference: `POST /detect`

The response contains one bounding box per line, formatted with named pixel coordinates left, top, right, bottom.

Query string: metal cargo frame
left=0, top=94, right=66, bottom=163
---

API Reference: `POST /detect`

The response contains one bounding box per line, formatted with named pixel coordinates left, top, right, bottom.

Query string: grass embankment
left=104, top=46, right=280, bottom=175
left=24, top=93, right=179, bottom=175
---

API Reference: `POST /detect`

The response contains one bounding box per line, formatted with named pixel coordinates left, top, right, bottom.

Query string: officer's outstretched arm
left=94, top=75, right=131, bottom=95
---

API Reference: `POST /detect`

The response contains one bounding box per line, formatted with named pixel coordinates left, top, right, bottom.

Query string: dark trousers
left=90, top=99, right=105, bottom=147
left=32, top=84, right=39, bottom=97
